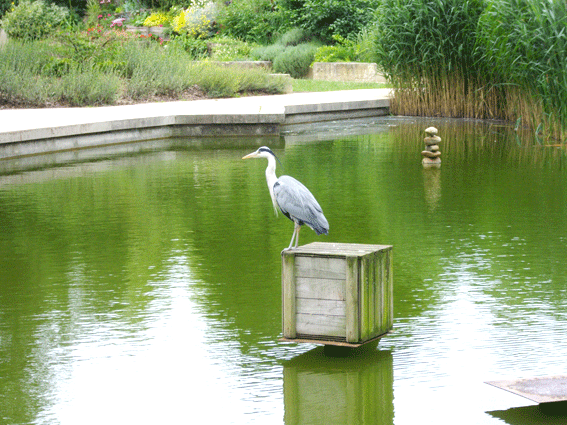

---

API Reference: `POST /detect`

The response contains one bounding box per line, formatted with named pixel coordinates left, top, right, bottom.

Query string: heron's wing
left=273, top=175, right=329, bottom=235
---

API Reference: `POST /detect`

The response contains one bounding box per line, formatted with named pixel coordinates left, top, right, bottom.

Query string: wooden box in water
left=281, top=242, right=393, bottom=346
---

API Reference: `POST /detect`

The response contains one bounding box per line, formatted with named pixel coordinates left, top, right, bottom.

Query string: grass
left=292, top=79, right=390, bottom=92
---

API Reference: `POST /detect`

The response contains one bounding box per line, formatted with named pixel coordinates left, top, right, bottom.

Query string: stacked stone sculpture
left=422, top=127, right=441, bottom=166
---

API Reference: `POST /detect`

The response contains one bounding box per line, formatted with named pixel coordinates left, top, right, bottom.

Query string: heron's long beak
left=242, top=152, right=257, bottom=159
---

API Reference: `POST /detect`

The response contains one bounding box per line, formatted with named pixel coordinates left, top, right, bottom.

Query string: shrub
left=216, top=0, right=288, bottom=44
left=287, top=0, right=376, bottom=44
left=1, top=0, right=12, bottom=17
left=313, top=35, right=360, bottom=62
left=1, top=0, right=70, bottom=40
left=189, top=62, right=241, bottom=97
left=208, top=36, right=254, bottom=61
left=56, top=67, right=121, bottom=105
left=0, top=41, right=51, bottom=104
left=279, top=27, right=310, bottom=46
left=173, top=1, right=216, bottom=38
left=189, top=62, right=285, bottom=97
left=143, top=11, right=170, bottom=27
left=251, top=43, right=286, bottom=62
left=272, top=43, right=318, bottom=78
left=168, top=33, right=208, bottom=59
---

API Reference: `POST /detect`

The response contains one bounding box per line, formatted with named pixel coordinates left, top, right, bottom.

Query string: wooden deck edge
left=279, top=331, right=390, bottom=348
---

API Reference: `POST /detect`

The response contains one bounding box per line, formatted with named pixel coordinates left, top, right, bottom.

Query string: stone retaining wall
left=310, top=62, right=387, bottom=84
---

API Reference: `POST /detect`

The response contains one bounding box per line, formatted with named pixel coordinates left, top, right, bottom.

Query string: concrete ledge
left=211, top=61, right=272, bottom=70
left=310, top=62, right=387, bottom=84
left=0, top=89, right=391, bottom=159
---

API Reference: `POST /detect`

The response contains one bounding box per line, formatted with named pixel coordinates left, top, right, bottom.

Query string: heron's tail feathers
left=307, top=214, right=329, bottom=236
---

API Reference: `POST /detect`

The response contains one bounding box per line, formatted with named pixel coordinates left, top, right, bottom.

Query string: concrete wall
left=310, top=62, right=387, bottom=84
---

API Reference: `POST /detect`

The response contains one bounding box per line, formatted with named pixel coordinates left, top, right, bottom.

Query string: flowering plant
left=110, top=17, right=126, bottom=28
left=143, top=11, right=170, bottom=27
left=173, top=1, right=216, bottom=38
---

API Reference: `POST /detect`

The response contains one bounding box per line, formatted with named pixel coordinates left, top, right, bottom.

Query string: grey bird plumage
left=242, top=146, right=329, bottom=249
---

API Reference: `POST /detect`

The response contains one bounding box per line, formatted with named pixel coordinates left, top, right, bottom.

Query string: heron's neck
left=265, top=155, right=279, bottom=212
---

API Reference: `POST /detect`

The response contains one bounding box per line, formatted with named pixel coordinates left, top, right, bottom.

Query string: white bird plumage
left=242, top=146, right=329, bottom=250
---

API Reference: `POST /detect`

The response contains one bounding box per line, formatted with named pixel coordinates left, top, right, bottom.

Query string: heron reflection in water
left=242, top=146, right=329, bottom=250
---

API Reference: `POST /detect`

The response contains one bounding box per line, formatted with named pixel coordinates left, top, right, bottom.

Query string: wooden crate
left=281, top=242, right=393, bottom=346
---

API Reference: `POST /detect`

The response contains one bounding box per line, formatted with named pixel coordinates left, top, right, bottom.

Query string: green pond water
left=1, top=117, right=567, bottom=424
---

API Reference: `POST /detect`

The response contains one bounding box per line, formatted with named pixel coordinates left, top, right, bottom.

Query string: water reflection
left=1, top=117, right=567, bottom=424
left=488, top=402, right=567, bottom=424
left=283, top=348, right=393, bottom=425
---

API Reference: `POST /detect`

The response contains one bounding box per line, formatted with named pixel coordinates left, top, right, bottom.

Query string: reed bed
left=374, top=0, right=567, bottom=141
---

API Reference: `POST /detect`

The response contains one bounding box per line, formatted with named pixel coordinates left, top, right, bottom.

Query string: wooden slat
left=296, top=313, right=346, bottom=337
left=282, top=252, right=296, bottom=338
left=374, top=251, right=384, bottom=335
left=296, top=276, right=345, bottom=301
left=386, top=250, right=394, bottom=329
left=296, top=298, right=345, bottom=316
left=360, top=253, right=370, bottom=341
left=292, top=242, right=392, bottom=257
left=295, top=256, right=346, bottom=280
left=345, top=256, right=360, bottom=343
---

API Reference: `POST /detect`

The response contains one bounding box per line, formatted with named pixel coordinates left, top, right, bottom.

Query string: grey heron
left=242, top=146, right=329, bottom=250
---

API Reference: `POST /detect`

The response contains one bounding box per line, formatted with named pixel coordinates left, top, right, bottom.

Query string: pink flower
left=110, top=17, right=126, bottom=27
left=98, top=14, right=102, bottom=18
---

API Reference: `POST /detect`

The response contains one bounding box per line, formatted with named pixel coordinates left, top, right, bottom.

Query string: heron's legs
left=286, top=223, right=301, bottom=250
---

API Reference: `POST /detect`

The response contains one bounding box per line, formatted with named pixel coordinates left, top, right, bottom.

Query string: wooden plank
left=279, top=332, right=388, bottom=347
left=374, top=250, right=383, bottom=335
left=386, top=249, right=394, bottom=329
left=282, top=252, right=296, bottom=338
left=293, top=242, right=392, bottom=257
left=296, top=298, right=345, bottom=316
left=367, top=252, right=376, bottom=339
left=345, top=256, right=360, bottom=343
left=296, top=313, right=346, bottom=337
left=296, top=276, right=346, bottom=301
left=360, top=253, right=371, bottom=341
left=295, top=256, right=346, bottom=280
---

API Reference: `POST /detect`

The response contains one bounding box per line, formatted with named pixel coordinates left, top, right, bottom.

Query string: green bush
left=287, top=0, right=376, bottom=44
left=1, top=0, right=70, bottom=40
left=57, top=67, right=121, bottom=105
left=251, top=43, right=286, bottom=62
left=216, top=0, right=288, bottom=44
left=313, top=35, right=360, bottom=62
left=208, top=36, right=254, bottom=61
left=190, top=62, right=285, bottom=97
left=169, top=32, right=208, bottom=59
left=278, top=27, right=310, bottom=46
left=272, top=43, right=318, bottom=78
left=1, top=0, right=13, bottom=18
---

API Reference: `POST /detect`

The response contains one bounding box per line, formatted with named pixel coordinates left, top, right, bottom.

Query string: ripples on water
left=1, top=118, right=567, bottom=424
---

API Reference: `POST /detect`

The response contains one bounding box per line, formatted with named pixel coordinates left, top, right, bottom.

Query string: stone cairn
left=422, top=127, right=441, bottom=166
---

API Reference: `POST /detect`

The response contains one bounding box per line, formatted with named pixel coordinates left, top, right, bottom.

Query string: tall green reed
left=374, top=0, right=489, bottom=117
left=374, top=0, right=567, bottom=141
left=477, top=0, right=567, bottom=140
